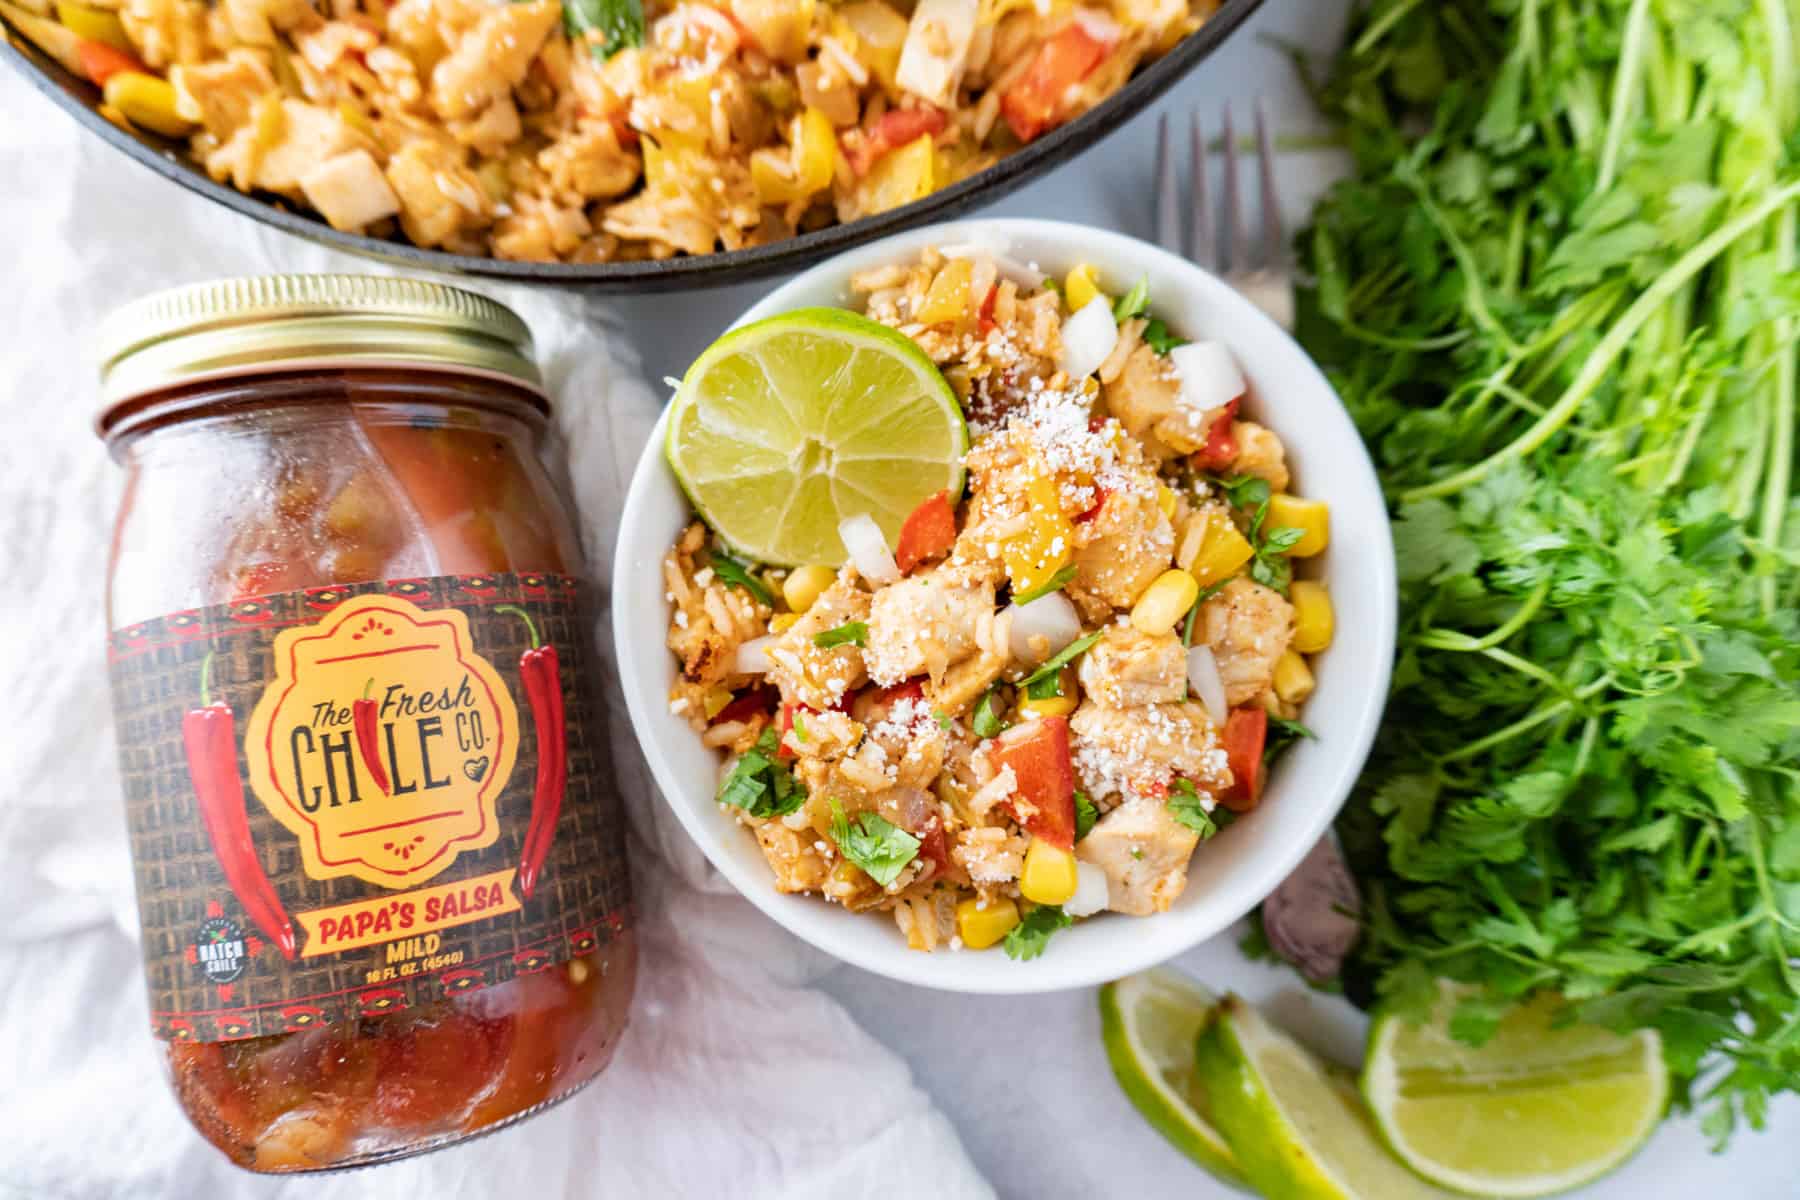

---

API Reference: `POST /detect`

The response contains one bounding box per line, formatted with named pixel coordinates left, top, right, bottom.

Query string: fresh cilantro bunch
left=1299, top=0, right=1800, bottom=1144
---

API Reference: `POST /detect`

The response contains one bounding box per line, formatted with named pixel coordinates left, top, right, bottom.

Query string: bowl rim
left=613, top=217, right=1398, bottom=993
left=0, top=0, right=1263, bottom=291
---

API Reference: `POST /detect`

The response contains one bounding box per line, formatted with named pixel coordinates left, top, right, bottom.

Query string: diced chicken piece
left=663, top=524, right=769, bottom=686
left=863, top=697, right=949, bottom=791
left=1071, top=476, right=1174, bottom=607
left=1199, top=577, right=1294, bottom=707
left=1075, top=795, right=1200, bottom=915
left=429, top=0, right=560, bottom=122
left=171, top=49, right=275, bottom=139
left=1103, top=342, right=1180, bottom=446
left=539, top=120, right=641, bottom=201
left=754, top=820, right=831, bottom=893
left=895, top=0, right=978, bottom=108
left=292, top=20, right=378, bottom=71
left=220, top=0, right=317, bottom=47
left=1077, top=625, right=1188, bottom=707
left=448, top=97, right=522, bottom=158
left=927, top=644, right=1008, bottom=718
left=1070, top=699, right=1229, bottom=801
left=386, top=139, right=491, bottom=249
left=865, top=568, right=996, bottom=686
left=491, top=195, right=593, bottom=261
left=797, top=59, right=861, bottom=127
left=782, top=709, right=864, bottom=762
left=1232, top=421, right=1290, bottom=492
left=206, top=100, right=361, bottom=196
left=951, top=826, right=1028, bottom=886
left=121, top=0, right=209, bottom=70
left=300, top=150, right=401, bottom=232
left=766, top=573, right=871, bottom=710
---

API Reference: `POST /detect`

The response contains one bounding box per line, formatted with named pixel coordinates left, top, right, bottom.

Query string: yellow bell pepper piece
left=702, top=687, right=734, bottom=719
left=1001, top=475, right=1074, bottom=596
left=1019, top=838, right=1079, bottom=905
left=1064, top=263, right=1109, bottom=313
left=770, top=612, right=802, bottom=634
left=56, top=1, right=131, bottom=51
left=955, top=896, right=1020, bottom=950
left=1131, top=569, right=1201, bottom=636
left=1187, top=509, right=1255, bottom=588
left=1019, top=667, right=1079, bottom=718
left=862, top=133, right=936, bottom=214
left=915, top=257, right=973, bottom=325
left=1157, top=484, right=1178, bottom=520
left=1266, top=494, right=1330, bottom=557
left=104, top=71, right=194, bottom=138
left=1290, top=580, right=1334, bottom=653
left=782, top=564, right=836, bottom=614
left=1273, top=650, right=1315, bottom=704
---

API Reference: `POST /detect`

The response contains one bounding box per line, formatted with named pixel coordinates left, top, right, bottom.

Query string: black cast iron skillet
left=1, top=0, right=1263, bottom=291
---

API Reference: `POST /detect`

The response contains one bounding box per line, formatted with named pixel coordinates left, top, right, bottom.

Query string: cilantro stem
left=1593, top=0, right=1651, bottom=195
left=1758, top=205, right=1796, bottom=616
left=1415, top=578, right=1550, bottom=652
left=1404, top=179, right=1800, bottom=502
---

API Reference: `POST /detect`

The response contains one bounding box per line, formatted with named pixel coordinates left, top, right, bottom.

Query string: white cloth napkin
left=0, top=65, right=992, bottom=1200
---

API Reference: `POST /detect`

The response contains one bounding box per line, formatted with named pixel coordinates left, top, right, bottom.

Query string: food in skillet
left=660, top=248, right=1333, bottom=958
left=1, top=0, right=1218, bottom=261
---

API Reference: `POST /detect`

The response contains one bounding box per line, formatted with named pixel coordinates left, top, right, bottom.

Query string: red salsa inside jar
left=98, top=277, right=636, bottom=1172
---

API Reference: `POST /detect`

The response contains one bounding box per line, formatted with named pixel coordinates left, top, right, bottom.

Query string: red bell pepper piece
left=712, top=686, right=776, bottom=727
left=1192, top=398, right=1242, bottom=472
left=77, top=38, right=146, bottom=86
left=1073, top=484, right=1108, bottom=525
left=992, top=717, right=1077, bottom=849
left=895, top=490, right=958, bottom=574
left=1001, top=21, right=1117, bottom=143
left=848, top=105, right=948, bottom=176
left=1220, top=706, right=1268, bottom=812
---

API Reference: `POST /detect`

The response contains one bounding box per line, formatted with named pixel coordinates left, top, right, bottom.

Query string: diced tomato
left=916, top=819, right=950, bottom=875
left=976, top=286, right=998, bottom=336
left=777, top=703, right=800, bottom=759
left=895, top=490, right=958, bottom=574
left=1192, top=398, right=1242, bottom=471
left=848, top=105, right=948, bottom=176
left=993, top=717, right=1077, bottom=849
left=1000, top=21, right=1117, bottom=143
left=713, top=686, right=776, bottom=727
left=1073, top=484, right=1108, bottom=525
left=1220, top=706, right=1268, bottom=811
left=77, top=38, right=146, bottom=86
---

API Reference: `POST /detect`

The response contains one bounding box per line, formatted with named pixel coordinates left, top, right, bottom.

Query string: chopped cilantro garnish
left=1207, top=475, right=1300, bottom=595
left=717, top=727, right=805, bottom=818
left=1018, top=630, right=1103, bottom=695
left=707, top=552, right=773, bottom=607
left=1264, top=717, right=1313, bottom=768
left=1013, top=564, right=1078, bottom=605
left=932, top=708, right=953, bottom=730
left=972, top=688, right=1009, bottom=738
left=1167, top=778, right=1219, bottom=839
left=1074, top=791, right=1099, bottom=841
left=1142, top=318, right=1187, bottom=355
left=1113, top=276, right=1151, bottom=322
left=829, top=800, right=920, bottom=887
left=1003, top=904, right=1072, bottom=961
left=813, top=621, right=868, bottom=649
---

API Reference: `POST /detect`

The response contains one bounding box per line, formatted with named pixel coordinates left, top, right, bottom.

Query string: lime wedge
left=1361, top=985, right=1667, bottom=1197
left=1194, top=995, right=1459, bottom=1200
left=665, top=308, right=967, bottom=566
left=1099, top=970, right=1244, bottom=1187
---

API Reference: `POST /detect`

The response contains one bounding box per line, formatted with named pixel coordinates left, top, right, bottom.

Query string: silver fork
left=1155, top=102, right=1295, bottom=332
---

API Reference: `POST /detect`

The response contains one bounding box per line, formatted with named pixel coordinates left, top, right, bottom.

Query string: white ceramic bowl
left=613, top=219, right=1396, bottom=994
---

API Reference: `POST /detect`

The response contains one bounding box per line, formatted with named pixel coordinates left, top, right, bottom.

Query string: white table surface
left=614, top=2, right=1800, bottom=1195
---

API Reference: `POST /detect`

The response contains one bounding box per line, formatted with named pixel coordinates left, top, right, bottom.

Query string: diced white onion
left=1070, top=7, right=1122, bottom=44
left=1187, top=644, right=1228, bottom=726
left=735, top=635, right=774, bottom=674
left=1065, top=860, right=1110, bottom=917
left=1004, top=591, right=1082, bottom=663
left=1169, top=340, right=1246, bottom=416
left=839, top=513, right=900, bottom=585
left=1059, top=296, right=1119, bottom=380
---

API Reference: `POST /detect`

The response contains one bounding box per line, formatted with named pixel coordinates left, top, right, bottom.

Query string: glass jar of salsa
left=96, top=276, right=636, bottom=1172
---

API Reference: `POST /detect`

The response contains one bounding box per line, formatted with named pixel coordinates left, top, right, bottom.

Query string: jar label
left=107, top=573, right=632, bottom=1042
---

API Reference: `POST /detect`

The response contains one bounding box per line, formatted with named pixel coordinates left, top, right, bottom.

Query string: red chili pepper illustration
left=353, top=678, right=391, bottom=795
left=183, top=651, right=298, bottom=960
left=495, top=605, right=566, bottom=901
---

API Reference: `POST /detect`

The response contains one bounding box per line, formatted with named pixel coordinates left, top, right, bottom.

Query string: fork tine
left=1254, top=99, right=1284, bottom=269
left=1220, top=103, right=1246, bottom=274
left=1188, top=112, right=1210, bottom=270
left=1154, top=113, right=1181, bottom=254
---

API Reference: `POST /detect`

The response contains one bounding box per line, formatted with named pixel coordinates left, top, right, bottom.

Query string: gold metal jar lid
left=96, top=274, right=545, bottom=429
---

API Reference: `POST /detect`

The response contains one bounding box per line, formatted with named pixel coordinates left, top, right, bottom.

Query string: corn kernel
left=1266, top=494, right=1330, bottom=557
left=1019, top=667, right=1079, bottom=718
left=1157, top=484, right=1178, bottom=520
left=56, top=1, right=130, bottom=50
left=915, top=257, right=973, bottom=325
left=1273, top=650, right=1315, bottom=704
left=702, top=687, right=733, bottom=719
left=955, top=896, right=1020, bottom=950
left=1064, top=263, right=1109, bottom=313
left=863, top=133, right=935, bottom=214
left=782, top=564, right=835, bottom=613
left=1131, top=569, right=1201, bottom=636
left=1002, top=474, right=1074, bottom=595
left=1187, top=510, right=1255, bottom=588
left=770, top=613, right=802, bottom=634
left=1290, top=580, right=1334, bottom=653
left=103, top=71, right=192, bottom=137
left=1019, top=838, right=1079, bottom=905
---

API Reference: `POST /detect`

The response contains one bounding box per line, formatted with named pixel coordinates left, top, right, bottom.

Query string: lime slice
left=1099, top=970, right=1244, bottom=1187
left=665, top=308, right=967, bottom=566
left=1194, top=995, right=1459, bottom=1200
left=1362, top=985, right=1667, bottom=1197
